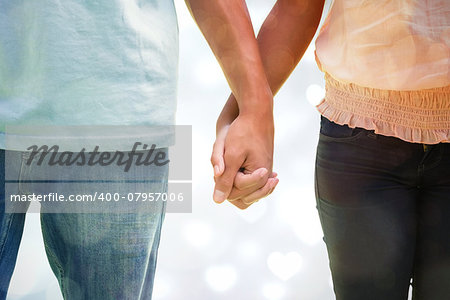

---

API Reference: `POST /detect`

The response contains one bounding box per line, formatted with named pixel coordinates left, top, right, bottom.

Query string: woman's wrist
left=237, top=85, right=273, bottom=117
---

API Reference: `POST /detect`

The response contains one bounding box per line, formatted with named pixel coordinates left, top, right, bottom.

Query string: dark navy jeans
left=315, top=116, right=450, bottom=300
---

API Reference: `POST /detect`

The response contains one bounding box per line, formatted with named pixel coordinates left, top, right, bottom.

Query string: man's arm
left=185, top=0, right=275, bottom=203
left=211, top=0, right=326, bottom=208
left=185, top=0, right=272, bottom=111
left=219, top=0, right=326, bottom=116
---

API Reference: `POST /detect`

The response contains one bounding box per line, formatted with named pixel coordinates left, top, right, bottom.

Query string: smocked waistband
left=316, top=74, right=450, bottom=144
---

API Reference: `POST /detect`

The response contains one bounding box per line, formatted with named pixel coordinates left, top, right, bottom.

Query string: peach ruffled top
left=314, top=0, right=450, bottom=144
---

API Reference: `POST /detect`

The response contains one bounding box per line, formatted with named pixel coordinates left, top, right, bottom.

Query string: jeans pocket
left=319, top=115, right=366, bottom=142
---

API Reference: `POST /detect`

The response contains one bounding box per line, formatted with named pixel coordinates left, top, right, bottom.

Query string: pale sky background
left=6, top=1, right=413, bottom=299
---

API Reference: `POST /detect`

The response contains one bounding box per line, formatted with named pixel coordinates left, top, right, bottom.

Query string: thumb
left=211, top=139, right=226, bottom=178
left=213, top=150, right=244, bottom=203
left=211, top=125, right=229, bottom=177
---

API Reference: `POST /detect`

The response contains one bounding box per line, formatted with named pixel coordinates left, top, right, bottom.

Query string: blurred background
left=7, top=1, right=342, bottom=299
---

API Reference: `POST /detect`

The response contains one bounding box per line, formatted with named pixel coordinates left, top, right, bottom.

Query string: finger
left=240, top=177, right=279, bottom=205
left=229, top=199, right=250, bottom=210
left=263, top=181, right=278, bottom=200
left=229, top=169, right=278, bottom=200
left=233, top=167, right=268, bottom=190
left=211, top=142, right=225, bottom=177
left=243, top=178, right=279, bottom=205
left=213, top=150, right=244, bottom=203
left=228, top=175, right=279, bottom=208
left=232, top=169, right=277, bottom=190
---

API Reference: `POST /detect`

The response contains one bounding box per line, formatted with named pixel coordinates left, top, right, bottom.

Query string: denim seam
left=0, top=152, right=26, bottom=258
left=422, top=146, right=444, bottom=171
left=417, top=146, right=443, bottom=185
left=0, top=214, right=14, bottom=262
left=316, top=195, right=396, bottom=210
left=138, top=176, right=168, bottom=300
left=18, top=153, right=33, bottom=196
left=138, top=205, right=166, bottom=300
left=314, top=163, right=326, bottom=234
left=318, top=130, right=367, bottom=143
left=43, top=242, right=68, bottom=299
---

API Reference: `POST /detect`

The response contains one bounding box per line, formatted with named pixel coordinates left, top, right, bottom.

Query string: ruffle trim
left=317, top=74, right=450, bottom=144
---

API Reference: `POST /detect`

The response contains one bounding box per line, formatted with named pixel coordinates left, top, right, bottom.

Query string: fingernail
left=214, top=165, right=220, bottom=176
left=213, top=189, right=225, bottom=203
left=258, top=168, right=268, bottom=178
left=271, top=178, right=279, bottom=188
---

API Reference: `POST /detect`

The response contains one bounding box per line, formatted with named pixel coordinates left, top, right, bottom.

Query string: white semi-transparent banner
left=4, top=125, right=192, bottom=213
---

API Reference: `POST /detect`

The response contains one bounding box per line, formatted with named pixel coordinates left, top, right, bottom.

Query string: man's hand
left=210, top=95, right=278, bottom=207
left=211, top=127, right=278, bottom=209
left=187, top=0, right=325, bottom=209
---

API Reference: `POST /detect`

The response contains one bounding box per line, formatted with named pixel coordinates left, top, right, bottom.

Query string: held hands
left=210, top=95, right=278, bottom=209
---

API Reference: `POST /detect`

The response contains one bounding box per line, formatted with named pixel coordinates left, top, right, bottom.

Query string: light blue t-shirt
left=0, top=0, right=179, bottom=150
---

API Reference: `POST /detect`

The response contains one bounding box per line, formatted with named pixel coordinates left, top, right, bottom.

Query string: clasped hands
left=210, top=94, right=278, bottom=210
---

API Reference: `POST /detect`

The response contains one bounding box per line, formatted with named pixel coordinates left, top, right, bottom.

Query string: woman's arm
left=218, top=0, right=326, bottom=121
left=211, top=0, right=326, bottom=208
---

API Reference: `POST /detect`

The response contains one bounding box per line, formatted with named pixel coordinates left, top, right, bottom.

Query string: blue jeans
left=315, top=116, right=450, bottom=300
left=0, top=149, right=167, bottom=299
